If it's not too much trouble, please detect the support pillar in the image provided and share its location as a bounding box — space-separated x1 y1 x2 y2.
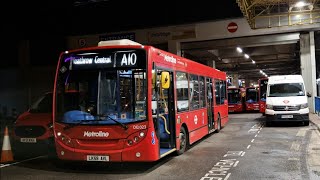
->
207 60 216 68
168 40 181 56
300 32 317 113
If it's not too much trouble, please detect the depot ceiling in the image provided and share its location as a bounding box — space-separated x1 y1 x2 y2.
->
236 0 320 29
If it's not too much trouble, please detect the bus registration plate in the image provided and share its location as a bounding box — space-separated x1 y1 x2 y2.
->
281 115 293 118
87 155 109 162
20 138 37 143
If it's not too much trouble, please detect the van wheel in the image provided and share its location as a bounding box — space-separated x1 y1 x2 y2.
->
176 126 188 155
216 115 221 133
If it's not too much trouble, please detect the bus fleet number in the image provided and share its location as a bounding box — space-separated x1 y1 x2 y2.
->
133 125 147 129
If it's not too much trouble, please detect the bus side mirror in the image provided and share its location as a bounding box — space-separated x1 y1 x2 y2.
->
161 71 170 89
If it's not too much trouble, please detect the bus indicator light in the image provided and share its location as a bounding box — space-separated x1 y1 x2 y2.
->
134 136 139 142
127 140 133 146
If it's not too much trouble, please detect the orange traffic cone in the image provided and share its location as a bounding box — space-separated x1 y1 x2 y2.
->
1 126 14 163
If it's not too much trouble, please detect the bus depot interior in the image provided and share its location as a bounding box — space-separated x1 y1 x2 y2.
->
179 31 320 114
182 33 302 87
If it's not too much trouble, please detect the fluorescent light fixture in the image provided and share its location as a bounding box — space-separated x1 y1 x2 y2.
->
295 1 305 8
244 54 250 59
236 47 243 53
252 60 255 64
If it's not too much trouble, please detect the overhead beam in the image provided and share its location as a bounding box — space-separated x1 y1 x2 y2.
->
181 33 300 50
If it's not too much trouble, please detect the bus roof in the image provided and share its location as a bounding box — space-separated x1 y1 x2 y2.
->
98 39 142 46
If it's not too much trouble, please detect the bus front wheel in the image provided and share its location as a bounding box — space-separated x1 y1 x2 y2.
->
176 126 188 155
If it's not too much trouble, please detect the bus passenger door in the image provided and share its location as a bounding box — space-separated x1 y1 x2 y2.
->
153 68 175 152
206 78 214 132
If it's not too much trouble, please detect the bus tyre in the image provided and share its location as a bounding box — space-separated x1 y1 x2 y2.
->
216 115 221 133
176 126 187 155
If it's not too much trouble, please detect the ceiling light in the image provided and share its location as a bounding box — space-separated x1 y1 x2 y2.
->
295 1 306 8
236 47 243 53
244 54 249 59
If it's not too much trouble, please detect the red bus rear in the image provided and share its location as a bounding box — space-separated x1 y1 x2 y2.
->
258 77 268 115
52 39 228 162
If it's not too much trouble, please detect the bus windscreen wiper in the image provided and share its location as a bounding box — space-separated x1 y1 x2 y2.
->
63 119 103 130
100 114 128 130
63 114 128 130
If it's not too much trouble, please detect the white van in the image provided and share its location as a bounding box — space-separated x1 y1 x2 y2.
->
265 75 310 126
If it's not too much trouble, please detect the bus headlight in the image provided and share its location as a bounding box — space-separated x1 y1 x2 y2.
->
266 104 273 109
300 103 308 109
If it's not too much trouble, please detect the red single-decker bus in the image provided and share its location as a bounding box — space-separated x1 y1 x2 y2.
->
52 39 228 162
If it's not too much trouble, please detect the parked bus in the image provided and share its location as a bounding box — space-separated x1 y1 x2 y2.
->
52 39 228 162
227 86 245 113
245 87 259 112
258 77 268 115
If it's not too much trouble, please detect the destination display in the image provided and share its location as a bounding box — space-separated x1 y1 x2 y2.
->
63 49 146 70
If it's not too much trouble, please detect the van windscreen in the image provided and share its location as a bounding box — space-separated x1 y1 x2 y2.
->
268 83 305 97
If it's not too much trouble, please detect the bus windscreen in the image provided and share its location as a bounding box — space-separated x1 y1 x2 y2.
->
227 89 241 104
56 49 147 125
246 88 258 102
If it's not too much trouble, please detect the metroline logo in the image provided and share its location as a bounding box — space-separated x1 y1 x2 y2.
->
83 131 109 137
